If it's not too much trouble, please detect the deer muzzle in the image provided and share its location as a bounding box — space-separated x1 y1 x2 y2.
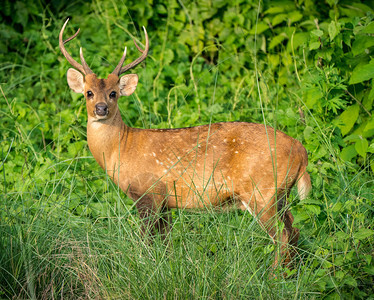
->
95 103 109 117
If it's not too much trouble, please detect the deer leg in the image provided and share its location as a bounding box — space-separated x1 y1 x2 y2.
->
276 191 299 268
240 193 280 263
281 209 299 267
130 175 171 238
156 207 172 239
135 194 160 237
241 190 295 269
134 191 172 240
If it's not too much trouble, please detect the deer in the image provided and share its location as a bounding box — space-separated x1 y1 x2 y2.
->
59 19 311 269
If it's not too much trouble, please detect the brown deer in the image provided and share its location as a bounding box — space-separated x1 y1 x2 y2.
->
59 19 311 268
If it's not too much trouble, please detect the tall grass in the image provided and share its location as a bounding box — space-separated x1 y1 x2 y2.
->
1 3 373 299
1 110 372 298
0 174 312 299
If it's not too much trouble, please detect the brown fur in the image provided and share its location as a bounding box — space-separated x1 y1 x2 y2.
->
63 48 311 270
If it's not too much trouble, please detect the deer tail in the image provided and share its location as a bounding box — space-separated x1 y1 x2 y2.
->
297 164 311 200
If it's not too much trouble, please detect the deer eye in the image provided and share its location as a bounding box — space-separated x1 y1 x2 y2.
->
109 91 117 99
87 90 93 98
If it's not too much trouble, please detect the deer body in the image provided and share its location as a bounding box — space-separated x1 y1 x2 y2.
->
59 19 311 268
88 118 307 210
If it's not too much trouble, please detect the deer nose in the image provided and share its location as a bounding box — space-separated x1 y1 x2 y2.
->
95 103 108 116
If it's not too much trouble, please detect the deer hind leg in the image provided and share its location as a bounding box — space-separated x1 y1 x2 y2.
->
281 209 299 267
276 191 300 268
240 189 297 269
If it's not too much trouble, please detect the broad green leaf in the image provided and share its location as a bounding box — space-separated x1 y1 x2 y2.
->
304 126 314 141
340 145 357 161
269 34 286 49
342 275 358 287
355 137 368 159
350 3 374 14
304 87 322 108
363 117 374 137
332 202 343 212
311 29 324 37
309 41 320 50
337 104 359 135
293 211 309 225
351 35 374 56
249 22 269 35
363 86 374 111
272 14 287 26
368 143 374 153
163 48 174 65
264 6 286 14
362 22 374 34
287 11 303 24
354 228 374 240
287 32 309 51
350 63 374 84
328 20 340 41
305 204 321 215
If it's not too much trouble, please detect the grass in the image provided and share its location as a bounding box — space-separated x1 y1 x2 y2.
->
0 185 302 299
1 2 374 298
1 139 372 299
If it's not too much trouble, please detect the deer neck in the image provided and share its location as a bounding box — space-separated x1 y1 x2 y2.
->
86 108 127 172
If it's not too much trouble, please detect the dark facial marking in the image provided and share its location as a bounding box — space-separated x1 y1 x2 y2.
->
99 79 106 90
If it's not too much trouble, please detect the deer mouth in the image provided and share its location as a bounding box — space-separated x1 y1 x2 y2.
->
94 109 109 120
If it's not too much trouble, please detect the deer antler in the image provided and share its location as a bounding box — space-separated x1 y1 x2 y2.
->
59 19 93 75
112 26 149 76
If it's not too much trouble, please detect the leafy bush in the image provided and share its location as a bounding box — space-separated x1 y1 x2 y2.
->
0 0 373 298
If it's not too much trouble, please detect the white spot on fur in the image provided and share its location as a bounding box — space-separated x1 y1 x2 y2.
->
152 152 156 157
224 139 227 143
232 139 236 142
235 151 238 154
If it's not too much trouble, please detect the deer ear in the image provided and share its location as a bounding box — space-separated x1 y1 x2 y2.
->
119 74 138 96
67 68 84 94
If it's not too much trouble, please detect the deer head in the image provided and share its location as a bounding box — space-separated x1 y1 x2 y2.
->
59 19 149 122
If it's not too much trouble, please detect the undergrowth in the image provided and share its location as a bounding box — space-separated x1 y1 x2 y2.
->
1 0 373 299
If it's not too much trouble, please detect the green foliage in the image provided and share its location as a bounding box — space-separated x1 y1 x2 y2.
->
1 0 373 298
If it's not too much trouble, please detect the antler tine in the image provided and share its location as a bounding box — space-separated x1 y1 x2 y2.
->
80 47 94 75
59 19 93 75
111 47 127 76
113 26 149 76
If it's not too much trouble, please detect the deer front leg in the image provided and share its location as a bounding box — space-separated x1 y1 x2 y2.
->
135 197 172 239
135 194 161 237
129 176 171 239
